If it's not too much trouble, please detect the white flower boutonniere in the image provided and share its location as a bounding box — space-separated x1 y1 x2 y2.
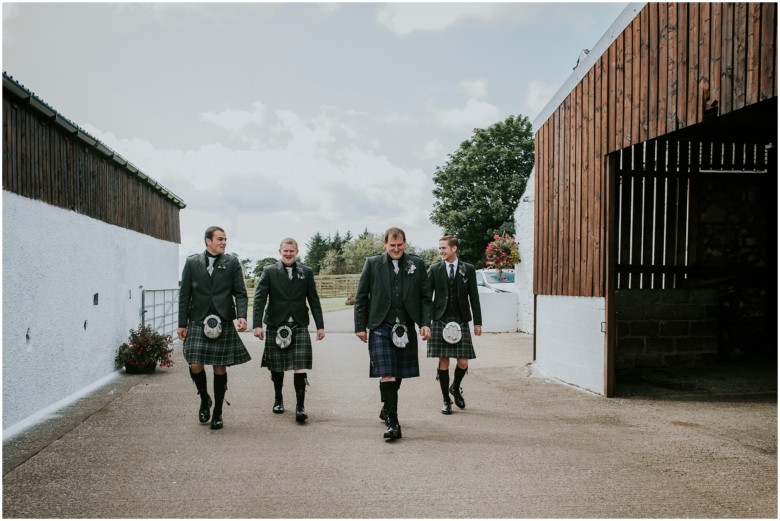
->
296 267 305 280
406 260 416 275
459 264 467 283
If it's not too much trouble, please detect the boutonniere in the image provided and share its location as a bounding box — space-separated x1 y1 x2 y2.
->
216 260 228 270
296 267 305 280
406 260 416 275
459 264 467 283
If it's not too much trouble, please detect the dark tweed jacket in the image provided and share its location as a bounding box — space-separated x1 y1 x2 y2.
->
178 252 247 327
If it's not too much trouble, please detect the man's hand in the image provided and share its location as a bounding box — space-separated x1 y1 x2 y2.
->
420 326 431 341
177 327 187 341
356 331 368 343
474 325 482 336
236 318 247 332
316 329 325 341
253 327 265 341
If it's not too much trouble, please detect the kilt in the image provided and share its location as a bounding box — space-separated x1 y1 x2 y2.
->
427 320 476 359
261 324 313 372
183 320 251 366
367 323 420 379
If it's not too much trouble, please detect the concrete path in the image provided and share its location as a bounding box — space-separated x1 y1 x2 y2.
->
3 308 776 518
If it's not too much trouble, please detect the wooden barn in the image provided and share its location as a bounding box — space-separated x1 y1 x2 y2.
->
531 2 777 395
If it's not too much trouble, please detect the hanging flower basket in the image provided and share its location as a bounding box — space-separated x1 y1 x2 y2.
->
485 234 520 275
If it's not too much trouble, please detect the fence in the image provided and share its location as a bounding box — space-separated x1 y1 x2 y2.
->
141 288 179 339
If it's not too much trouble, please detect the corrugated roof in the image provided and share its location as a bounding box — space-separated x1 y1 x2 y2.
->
2 71 186 209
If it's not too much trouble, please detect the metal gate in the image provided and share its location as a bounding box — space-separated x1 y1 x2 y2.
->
141 288 179 338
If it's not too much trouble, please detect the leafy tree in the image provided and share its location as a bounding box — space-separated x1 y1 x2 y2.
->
342 232 384 272
319 249 347 275
430 115 534 265
240 257 253 278
252 257 279 279
304 232 329 274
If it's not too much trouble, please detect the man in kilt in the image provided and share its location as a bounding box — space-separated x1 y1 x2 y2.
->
426 236 482 415
354 227 431 441
178 226 251 430
253 238 325 423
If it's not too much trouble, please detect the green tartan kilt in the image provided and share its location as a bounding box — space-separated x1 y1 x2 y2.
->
426 320 476 359
261 324 313 372
183 320 251 366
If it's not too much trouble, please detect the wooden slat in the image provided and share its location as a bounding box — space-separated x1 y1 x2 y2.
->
584 69 595 295
632 17 642 148
657 4 669 136
574 82 583 295
595 55 607 295
652 140 667 287
677 4 689 131
667 2 679 132
639 8 650 142
615 32 625 151
759 2 776 100
566 94 575 295
623 26 634 147
721 3 735 114
699 2 711 122
746 3 761 106
648 3 659 140
710 3 723 112
734 3 748 109
641 142 656 288
687 2 700 126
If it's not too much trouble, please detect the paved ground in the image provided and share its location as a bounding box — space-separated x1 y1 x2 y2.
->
3 308 777 518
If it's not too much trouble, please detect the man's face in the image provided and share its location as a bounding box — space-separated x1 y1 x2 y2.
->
384 234 407 260
280 243 298 266
206 230 227 256
439 240 457 263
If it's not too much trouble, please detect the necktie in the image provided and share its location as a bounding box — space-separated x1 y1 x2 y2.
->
392 259 399 274
449 263 455 280
207 256 216 276
286 266 293 280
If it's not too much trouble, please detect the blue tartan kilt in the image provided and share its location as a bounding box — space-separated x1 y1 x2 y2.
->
183 320 251 367
427 320 476 359
367 323 420 379
261 324 313 372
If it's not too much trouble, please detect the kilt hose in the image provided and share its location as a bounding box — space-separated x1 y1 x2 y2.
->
261 324 313 372
427 320 476 359
183 320 251 366
368 323 420 379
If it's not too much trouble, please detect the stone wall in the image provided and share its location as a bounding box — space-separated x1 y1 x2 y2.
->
615 289 718 370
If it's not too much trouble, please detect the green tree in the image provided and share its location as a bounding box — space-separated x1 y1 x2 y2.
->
319 249 347 275
240 257 252 278
252 257 279 279
430 114 534 265
342 232 384 272
304 232 329 274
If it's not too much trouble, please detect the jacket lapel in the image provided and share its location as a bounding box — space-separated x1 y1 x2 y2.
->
197 252 213 289
381 254 392 295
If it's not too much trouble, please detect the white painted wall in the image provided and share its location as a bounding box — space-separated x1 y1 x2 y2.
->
533 295 606 395
478 291 518 333
514 170 535 333
2 191 179 432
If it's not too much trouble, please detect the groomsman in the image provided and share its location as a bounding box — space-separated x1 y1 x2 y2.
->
426 236 482 414
354 227 431 441
253 238 325 423
178 226 251 430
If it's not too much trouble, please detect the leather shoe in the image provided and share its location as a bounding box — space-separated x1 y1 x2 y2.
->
379 407 390 426
383 423 402 441
272 398 285 414
449 385 465 409
210 415 223 430
199 396 213 424
441 401 452 415
295 405 308 423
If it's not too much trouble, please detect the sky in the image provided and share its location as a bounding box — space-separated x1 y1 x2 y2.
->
2 1 628 271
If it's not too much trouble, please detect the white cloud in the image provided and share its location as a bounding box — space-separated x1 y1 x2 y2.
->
435 98 501 131
460 79 487 99
376 3 502 35
200 102 266 133
421 140 444 161
524 80 558 121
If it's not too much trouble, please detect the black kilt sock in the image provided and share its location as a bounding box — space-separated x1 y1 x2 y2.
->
396 378 403 391
213 373 228 418
294 373 307 408
380 381 398 424
453 366 467 389
437 369 450 401
271 371 284 401
189 367 210 403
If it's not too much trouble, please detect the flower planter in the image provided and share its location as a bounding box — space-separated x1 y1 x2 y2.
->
124 363 157 374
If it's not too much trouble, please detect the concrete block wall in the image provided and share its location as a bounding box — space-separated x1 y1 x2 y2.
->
615 288 718 369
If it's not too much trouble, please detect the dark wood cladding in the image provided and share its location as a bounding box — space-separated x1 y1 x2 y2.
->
534 2 777 297
3 89 182 243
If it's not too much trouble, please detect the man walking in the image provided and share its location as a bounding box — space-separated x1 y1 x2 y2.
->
426 236 482 414
178 226 251 430
354 227 431 441
253 238 325 423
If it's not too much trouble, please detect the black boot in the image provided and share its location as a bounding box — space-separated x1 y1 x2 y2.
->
294 373 308 423
450 366 467 409
379 381 389 425
271 371 285 413
380 381 402 441
189 367 212 424
211 373 228 430
437 369 452 415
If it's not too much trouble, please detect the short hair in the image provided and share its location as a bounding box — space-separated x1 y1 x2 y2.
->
279 237 299 250
204 226 225 243
439 235 459 249
384 227 406 242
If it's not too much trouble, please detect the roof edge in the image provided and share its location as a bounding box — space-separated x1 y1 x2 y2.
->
532 2 646 132
2 72 186 209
